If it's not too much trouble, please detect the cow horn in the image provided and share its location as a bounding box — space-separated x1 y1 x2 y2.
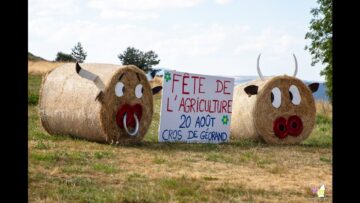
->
76 63 105 91
257 54 265 81
293 54 298 77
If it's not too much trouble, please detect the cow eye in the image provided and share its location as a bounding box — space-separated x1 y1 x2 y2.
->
115 82 125 97
271 87 281 108
135 84 143 98
289 85 301 105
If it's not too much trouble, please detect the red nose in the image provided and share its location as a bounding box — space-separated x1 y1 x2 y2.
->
273 116 303 139
273 117 288 139
286 115 303 137
116 104 142 129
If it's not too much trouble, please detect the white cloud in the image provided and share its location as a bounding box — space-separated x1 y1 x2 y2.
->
227 27 317 78
214 0 232 5
88 0 204 11
87 0 204 19
98 10 159 20
29 0 80 17
28 0 325 81
153 24 229 57
29 18 250 65
29 0 204 21
233 27 300 56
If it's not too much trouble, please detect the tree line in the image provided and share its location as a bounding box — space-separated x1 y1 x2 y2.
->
55 43 160 77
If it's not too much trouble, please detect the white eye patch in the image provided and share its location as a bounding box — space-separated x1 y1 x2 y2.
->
271 87 281 108
289 85 301 105
135 84 143 98
115 82 125 97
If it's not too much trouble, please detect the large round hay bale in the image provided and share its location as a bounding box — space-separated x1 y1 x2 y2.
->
39 63 161 144
230 75 318 144
149 76 163 88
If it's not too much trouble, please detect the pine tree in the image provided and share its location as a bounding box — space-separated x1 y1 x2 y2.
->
71 42 87 63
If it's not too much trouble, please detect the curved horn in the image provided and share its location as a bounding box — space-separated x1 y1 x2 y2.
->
76 63 105 91
293 54 298 77
257 54 265 81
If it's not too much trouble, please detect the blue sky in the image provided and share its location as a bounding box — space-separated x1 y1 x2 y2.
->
29 0 324 81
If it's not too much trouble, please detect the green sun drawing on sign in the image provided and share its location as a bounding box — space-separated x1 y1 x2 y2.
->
164 72 171 82
221 115 229 125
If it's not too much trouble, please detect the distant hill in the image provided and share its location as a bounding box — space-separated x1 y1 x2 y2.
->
28 52 46 61
28 52 65 75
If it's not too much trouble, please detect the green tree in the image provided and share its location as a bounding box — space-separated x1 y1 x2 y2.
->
118 47 160 73
71 42 87 63
305 0 332 102
55 52 76 62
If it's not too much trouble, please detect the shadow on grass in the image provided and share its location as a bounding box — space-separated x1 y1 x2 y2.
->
125 139 331 152
38 132 270 152
300 140 332 148
34 131 331 152
113 138 269 152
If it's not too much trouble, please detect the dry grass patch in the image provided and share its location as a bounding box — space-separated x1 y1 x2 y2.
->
28 60 65 75
316 100 332 118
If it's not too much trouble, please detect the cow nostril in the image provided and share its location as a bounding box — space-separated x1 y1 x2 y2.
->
279 124 285 131
273 117 288 139
286 115 303 137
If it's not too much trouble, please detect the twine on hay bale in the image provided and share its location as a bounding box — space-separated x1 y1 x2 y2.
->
230 75 317 144
39 63 162 144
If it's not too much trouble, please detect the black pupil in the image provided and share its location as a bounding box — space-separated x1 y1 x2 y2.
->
289 91 293 101
279 124 285 131
271 92 274 103
141 87 144 93
292 122 297 128
122 86 125 93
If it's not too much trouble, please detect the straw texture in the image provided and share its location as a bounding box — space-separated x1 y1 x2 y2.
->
230 75 316 144
39 63 154 144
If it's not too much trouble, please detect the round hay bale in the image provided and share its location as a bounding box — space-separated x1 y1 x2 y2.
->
149 76 163 88
39 63 161 144
149 76 163 96
230 75 318 144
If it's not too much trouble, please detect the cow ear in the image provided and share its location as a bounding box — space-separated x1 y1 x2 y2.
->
152 86 162 95
76 62 81 73
308 83 319 93
244 85 258 97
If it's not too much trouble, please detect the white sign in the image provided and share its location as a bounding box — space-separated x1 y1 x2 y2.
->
158 70 234 143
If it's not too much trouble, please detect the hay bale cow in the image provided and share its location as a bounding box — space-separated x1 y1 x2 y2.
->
149 76 163 89
39 63 162 144
230 54 319 144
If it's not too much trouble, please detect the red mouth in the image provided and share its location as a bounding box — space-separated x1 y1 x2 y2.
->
116 104 142 129
273 115 303 139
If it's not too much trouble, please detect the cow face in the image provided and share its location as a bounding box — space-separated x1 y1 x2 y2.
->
76 63 162 143
244 75 319 144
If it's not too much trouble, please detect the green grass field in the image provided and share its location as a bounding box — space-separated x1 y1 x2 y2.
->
28 74 332 202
